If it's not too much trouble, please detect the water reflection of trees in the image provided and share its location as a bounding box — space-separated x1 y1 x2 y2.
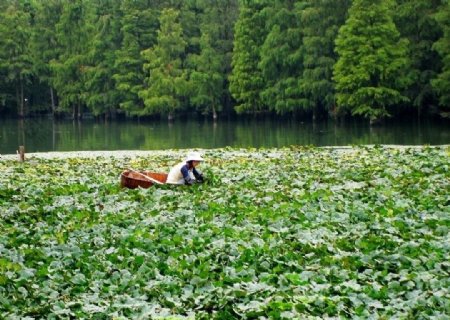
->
53 120 239 151
0 118 448 153
1 118 54 153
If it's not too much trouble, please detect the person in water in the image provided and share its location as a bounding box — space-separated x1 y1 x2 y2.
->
166 152 205 185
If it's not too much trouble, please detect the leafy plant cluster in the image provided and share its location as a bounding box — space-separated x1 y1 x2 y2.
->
0 146 449 318
0 0 449 122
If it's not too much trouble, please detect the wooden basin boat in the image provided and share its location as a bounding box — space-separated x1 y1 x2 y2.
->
120 170 168 189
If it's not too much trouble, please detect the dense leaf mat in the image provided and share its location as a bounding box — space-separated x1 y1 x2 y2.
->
0 147 449 319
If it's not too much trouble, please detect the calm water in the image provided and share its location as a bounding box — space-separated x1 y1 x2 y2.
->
0 117 449 154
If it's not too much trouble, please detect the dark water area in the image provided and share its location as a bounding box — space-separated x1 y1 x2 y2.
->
0 117 449 154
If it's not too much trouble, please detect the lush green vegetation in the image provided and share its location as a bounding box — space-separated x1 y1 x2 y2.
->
0 147 448 318
0 0 449 122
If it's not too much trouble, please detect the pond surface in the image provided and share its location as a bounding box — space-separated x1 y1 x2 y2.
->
0 117 449 154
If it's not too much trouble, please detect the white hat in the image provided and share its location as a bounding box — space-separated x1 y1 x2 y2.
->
185 152 204 162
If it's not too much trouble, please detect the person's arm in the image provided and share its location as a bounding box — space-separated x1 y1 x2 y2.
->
193 168 204 183
181 165 195 185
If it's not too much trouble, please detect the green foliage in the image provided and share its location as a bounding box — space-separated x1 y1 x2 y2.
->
229 2 267 114
83 0 122 117
334 0 411 123
113 0 158 116
0 0 448 121
0 1 34 116
186 0 237 118
259 2 305 114
432 1 450 111
299 0 351 118
0 146 449 318
188 31 224 118
395 0 442 113
139 8 188 118
30 0 63 113
50 0 92 117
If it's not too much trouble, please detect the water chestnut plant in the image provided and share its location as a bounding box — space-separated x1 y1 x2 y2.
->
0 146 448 318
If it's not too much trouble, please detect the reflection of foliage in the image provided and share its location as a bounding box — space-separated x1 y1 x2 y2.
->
1 119 450 154
0 147 448 318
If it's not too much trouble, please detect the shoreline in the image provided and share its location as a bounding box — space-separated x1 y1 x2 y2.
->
0 145 448 161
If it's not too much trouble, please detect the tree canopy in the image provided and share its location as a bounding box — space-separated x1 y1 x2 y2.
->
333 0 411 124
0 0 448 123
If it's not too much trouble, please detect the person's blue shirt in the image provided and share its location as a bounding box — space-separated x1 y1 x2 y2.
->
180 164 203 185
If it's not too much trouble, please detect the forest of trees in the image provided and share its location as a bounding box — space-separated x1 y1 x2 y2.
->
0 0 449 124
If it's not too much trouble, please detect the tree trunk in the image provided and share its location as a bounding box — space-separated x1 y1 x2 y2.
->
18 119 25 146
109 107 117 120
20 78 25 117
17 81 25 118
212 104 218 121
52 120 56 150
369 117 382 126
224 94 232 120
16 86 22 117
332 104 338 121
168 112 174 121
50 87 56 115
